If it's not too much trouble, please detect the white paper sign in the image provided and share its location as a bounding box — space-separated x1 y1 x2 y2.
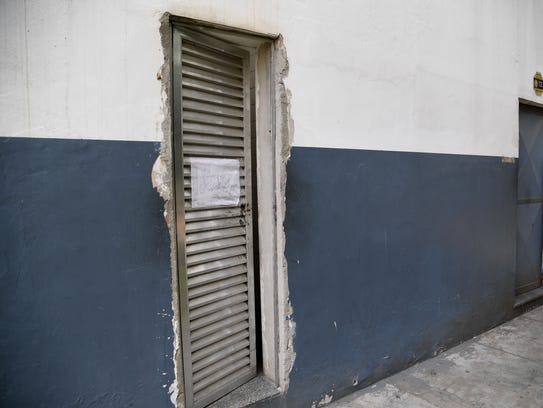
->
190 157 241 208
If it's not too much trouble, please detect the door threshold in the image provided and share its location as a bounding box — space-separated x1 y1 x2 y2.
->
208 376 280 408
514 286 543 308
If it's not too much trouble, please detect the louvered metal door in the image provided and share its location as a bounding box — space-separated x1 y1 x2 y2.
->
172 28 257 408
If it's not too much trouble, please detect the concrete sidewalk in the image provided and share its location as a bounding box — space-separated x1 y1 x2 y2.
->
328 306 543 408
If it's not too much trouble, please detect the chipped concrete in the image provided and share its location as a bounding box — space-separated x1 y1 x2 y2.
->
312 393 334 408
273 35 296 393
152 15 295 407
153 13 184 408
152 156 171 202
328 306 543 408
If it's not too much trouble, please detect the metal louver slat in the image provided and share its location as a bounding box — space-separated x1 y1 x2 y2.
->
187 265 247 288
181 54 243 79
183 99 243 118
186 246 247 267
173 27 257 408
182 66 243 89
182 144 245 158
182 88 244 109
185 217 245 233
187 236 247 256
185 227 246 244
192 348 250 383
191 330 250 362
182 122 244 137
182 110 244 128
182 41 243 68
187 256 247 278
193 358 251 394
184 200 248 213
190 321 250 352
187 274 248 299
189 302 249 331
182 77 243 99
192 338 250 371
193 366 253 405
188 284 248 310
184 207 243 221
189 293 248 321
183 134 245 148
190 312 249 342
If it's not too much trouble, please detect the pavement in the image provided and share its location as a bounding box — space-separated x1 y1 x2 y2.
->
328 306 543 408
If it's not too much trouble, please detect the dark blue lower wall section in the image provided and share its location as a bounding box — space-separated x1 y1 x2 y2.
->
283 146 517 407
0 137 174 408
0 140 519 408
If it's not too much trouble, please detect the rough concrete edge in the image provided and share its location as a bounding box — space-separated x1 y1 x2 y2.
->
151 12 184 408
151 18 296 406
311 393 333 408
274 35 296 394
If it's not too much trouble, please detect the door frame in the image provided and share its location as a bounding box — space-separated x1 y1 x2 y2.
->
165 15 294 405
515 100 543 301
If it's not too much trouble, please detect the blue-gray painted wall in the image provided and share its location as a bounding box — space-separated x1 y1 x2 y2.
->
1 138 520 408
0 137 174 408
281 147 517 406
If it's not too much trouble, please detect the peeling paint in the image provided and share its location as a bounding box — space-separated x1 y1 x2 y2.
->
168 301 180 407
311 393 333 408
152 155 171 202
501 156 516 164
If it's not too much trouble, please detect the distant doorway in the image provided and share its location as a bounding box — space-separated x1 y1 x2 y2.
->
515 104 543 295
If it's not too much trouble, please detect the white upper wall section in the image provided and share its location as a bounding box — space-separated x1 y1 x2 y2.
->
518 1 543 104
0 0 542 157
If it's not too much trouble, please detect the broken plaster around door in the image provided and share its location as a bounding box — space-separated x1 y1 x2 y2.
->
151 13 296 408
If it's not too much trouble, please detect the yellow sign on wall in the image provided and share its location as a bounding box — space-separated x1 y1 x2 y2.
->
535 72 543 96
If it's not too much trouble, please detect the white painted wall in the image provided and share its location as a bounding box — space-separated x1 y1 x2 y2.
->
518 0 543 104
1 0 542 157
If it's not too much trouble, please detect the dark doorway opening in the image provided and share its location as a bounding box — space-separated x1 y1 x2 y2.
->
515 103 543 296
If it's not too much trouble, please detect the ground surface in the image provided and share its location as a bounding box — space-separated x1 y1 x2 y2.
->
328 306 543 408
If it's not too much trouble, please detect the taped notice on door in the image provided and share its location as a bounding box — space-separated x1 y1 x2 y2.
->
190 157 241 208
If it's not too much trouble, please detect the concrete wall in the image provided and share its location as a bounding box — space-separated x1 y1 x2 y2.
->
1 1 543 407
282 147 517 406
0 138 174 407
2 0 542 153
